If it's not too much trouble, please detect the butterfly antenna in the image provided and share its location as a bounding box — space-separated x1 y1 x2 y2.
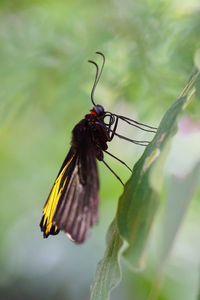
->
88 59 99 106
95 51 105 85
88 52 106 107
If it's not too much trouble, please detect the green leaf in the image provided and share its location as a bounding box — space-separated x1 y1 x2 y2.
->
160 162 200 266
194 49 200 72
90 221 123 300
148 162 200 300
117 70 199 269
90 70 200 300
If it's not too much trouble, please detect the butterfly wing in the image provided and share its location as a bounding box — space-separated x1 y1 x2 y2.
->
40 132 99 243
40 149 76 238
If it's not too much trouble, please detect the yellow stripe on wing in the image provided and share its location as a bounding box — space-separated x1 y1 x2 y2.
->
42 155 74 236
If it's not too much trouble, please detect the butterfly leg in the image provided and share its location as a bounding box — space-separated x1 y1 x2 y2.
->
104 150 132 172
102 159 124 186
108 115 118 141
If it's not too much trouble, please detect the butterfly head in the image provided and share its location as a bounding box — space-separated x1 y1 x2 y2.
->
90 105 104 116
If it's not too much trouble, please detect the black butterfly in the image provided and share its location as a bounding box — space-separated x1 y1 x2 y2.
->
40 52 156 243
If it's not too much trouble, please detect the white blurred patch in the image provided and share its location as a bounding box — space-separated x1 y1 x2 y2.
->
165 117 200 177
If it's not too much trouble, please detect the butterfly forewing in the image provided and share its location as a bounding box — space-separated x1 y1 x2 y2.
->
40 122 100 243
40 151 76 238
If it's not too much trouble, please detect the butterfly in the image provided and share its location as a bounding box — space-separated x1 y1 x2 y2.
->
40 52 156 243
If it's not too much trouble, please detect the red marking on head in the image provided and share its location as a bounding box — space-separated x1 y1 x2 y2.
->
90 110 96 115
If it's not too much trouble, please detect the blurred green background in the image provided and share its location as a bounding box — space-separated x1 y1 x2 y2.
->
0 0 200 299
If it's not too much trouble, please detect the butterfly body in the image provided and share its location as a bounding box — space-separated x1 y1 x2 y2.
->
40 106 111 243
72 109 109 161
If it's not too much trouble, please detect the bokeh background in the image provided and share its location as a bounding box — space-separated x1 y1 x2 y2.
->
0 1 200 299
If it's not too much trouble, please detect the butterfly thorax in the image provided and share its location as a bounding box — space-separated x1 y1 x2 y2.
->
71 112 109 161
